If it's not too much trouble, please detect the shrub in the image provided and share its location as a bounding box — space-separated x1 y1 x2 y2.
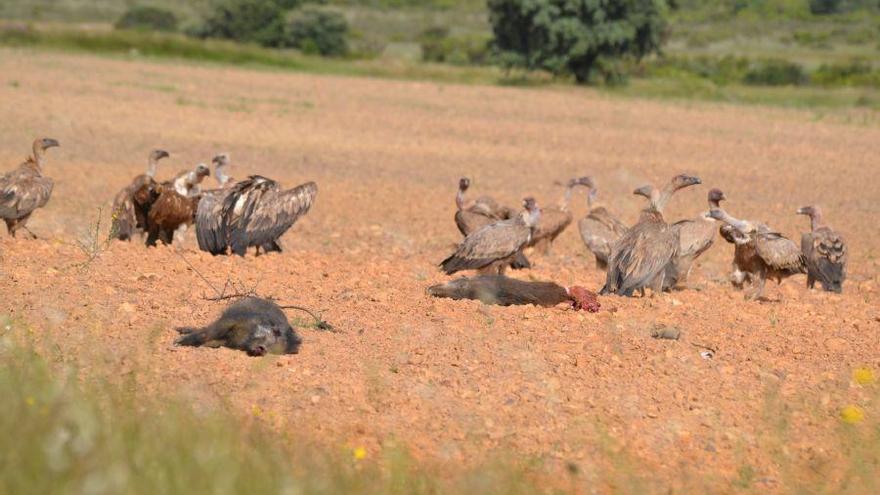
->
743 58 807 86
283 7 349 56
487 0 667 84
813 60 880 87
115 6 178 32
810 0 846 14
195 0 285 47
419 27 490 66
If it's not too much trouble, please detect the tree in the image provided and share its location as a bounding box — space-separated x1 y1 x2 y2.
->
487 0 668 84
195 0 286 47
283 7 349 57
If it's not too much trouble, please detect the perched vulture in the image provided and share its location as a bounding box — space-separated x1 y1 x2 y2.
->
110 149 169 241
195 154 236 254
0 138 60 238
454 177 530 269
663 188 726 289
709 207 806 300
601 174 702 296
440 197 540 275
146 164 210 246
427 275 600 311
576 177 629 270
796 205 847 293
219 175 318 256
528 179 579 253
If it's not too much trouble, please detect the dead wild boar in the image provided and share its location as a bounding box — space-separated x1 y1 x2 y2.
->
175 297 302 356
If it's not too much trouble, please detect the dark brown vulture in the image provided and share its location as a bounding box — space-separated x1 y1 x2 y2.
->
146 164 210 246
454 177 530 269
195 153 236 255
663 188 726 289
0 138 60 238
528 179 579 254
796 205 847 293
709 207 806 300
600 174 702 297
218 175 318 256
440 197 540 275
576 177 629 270
110 149 169 241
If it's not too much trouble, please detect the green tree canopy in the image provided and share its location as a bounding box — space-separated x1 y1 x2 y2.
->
487 0 668 83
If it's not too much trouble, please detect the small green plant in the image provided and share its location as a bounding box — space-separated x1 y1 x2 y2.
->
115 6 179 32
744 58 808 86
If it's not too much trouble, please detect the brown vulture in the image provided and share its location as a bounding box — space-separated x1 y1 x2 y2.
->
0 137 60 238
454 177 530 269
600 174 702 297
528 178 579 254
709 207 806 300
576 177 629 270
110 149 169 241
195 153 236 255
146 164 210 246
217 175 318 256
440 197 540 275
662 188 726 290
796 205 847 293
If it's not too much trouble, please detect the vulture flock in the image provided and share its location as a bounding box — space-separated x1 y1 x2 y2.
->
438 174 848 302
0 137 852 335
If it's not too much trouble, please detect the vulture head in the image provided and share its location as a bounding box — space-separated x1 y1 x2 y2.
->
194 164 211 181
796 205 821 219
708 208 756 241
212 154 232 185
633 184 657 204
150 149 170 162
708 188 726 208
576 176 595 189
670 174 702 191
522 197 541 227
212 153 230 167
36 137 60 151
458 177 471 191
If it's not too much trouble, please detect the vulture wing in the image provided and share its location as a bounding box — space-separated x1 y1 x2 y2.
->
530 207 573 246
0 167 53 220
110 188 137 240
756 231 806 274
604 215 677 295
672 218 716 259
228 181 317 256
809 227 847 290
455 209 496 236
196 188 233 254
579 208 628 263
440 219 530 275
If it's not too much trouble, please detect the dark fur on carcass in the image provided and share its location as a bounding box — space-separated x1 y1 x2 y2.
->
427 275 600 312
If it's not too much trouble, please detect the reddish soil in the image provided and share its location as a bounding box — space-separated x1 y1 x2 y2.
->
1 49 879 490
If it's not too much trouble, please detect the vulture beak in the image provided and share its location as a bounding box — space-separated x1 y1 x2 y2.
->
157 150 170 159
684 175 702 186
42 138 60 149
796 207 808 215
633 185 652 197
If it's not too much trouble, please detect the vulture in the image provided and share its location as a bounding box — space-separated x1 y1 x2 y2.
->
440 197 540 275
219 175 318 256
110 149 169 241
600 174 702 296
662 188 726 289
427 275 600 311
454 177 516 234
709 207 806 300
145 164 210 246
195 154 236 255
528 179 579 254
0 137 60 238
576 177 629 270
796 205 847 293
454 177 530 269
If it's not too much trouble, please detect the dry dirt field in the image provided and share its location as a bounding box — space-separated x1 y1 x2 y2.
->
1 48 879 491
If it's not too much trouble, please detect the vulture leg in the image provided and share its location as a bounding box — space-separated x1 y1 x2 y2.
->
159 228 174 246
146 226 160 247
649 272 665 297
510 250 530 270
4 218 15 237
806 273 816 290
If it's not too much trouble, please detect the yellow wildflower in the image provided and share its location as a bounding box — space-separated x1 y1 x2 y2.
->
352 447 367 461
840 405 865 424
25 396 35 407
853 368 875 386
